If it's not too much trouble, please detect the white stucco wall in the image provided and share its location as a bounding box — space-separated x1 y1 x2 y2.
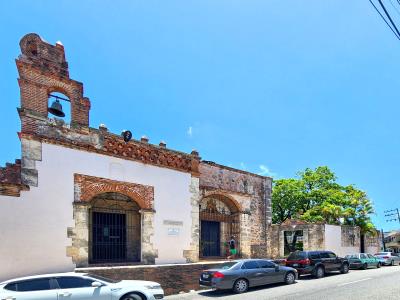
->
324 224 359 257
0 143 193 281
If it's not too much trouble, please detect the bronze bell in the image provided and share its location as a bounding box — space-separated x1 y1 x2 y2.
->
48 99 65 117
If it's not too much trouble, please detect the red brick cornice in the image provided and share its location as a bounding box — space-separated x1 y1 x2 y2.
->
20 131 200 176
74 174 154 210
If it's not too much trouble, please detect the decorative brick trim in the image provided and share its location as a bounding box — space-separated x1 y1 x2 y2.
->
201 190 243 213
19 131 200 176
74 174 154 210
103 135 199 175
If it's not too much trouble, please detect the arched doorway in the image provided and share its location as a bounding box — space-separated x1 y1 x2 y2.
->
199 194 241 258
88 192 141 264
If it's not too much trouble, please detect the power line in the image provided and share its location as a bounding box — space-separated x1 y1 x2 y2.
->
368 0 400 40
378 0 400 37
384 208 400 224
389 0 400 17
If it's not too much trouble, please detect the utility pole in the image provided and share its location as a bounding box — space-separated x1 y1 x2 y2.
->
382 208 400 252
381 228 386 251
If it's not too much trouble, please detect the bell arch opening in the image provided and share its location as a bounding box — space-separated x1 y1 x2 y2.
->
199 194 241 258
88 192 141 264
47 91 71 123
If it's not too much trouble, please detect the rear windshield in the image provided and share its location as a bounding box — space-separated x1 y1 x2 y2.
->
287 251 307 260
216 262 238 270
346 254 359 259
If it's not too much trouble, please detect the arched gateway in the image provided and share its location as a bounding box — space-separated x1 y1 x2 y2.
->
199 194 241 258
89 192 141 264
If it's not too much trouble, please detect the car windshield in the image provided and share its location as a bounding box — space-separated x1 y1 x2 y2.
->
216 262 239 270
84 274 120 283
287 251 307 260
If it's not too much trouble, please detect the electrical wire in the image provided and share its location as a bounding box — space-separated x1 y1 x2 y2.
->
378 0 400 37
368 0 400 40
389 0 400 17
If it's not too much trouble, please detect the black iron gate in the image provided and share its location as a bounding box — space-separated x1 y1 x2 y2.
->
201 221 221 257
91 211 127 263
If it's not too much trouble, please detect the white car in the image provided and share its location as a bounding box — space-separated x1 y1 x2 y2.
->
374 252 400 266
0 272 164 300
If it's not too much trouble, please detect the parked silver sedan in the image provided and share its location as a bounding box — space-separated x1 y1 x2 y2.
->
374 252 400 266
199 259 297 294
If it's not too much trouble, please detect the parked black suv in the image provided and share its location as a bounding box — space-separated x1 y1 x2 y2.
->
285 250 349 278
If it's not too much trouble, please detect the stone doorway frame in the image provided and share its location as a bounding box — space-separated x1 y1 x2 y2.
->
67 174 157 267
199 192 243 259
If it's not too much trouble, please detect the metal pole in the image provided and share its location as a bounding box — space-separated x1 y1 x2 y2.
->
381 229 386 252
396 208 400 224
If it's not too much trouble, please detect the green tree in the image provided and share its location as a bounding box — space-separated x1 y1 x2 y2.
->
271 166 375 233
272 178 304 224
341 185 375 234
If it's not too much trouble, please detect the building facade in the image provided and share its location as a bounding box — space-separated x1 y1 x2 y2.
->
0 33 272 281
384 230 400 253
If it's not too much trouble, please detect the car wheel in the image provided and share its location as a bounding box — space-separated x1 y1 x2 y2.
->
362 263 368 270
233 278 249 293
377 262 381 268
314 266 325 279
285 272 296 285
341 263 349 274
121 293 145 300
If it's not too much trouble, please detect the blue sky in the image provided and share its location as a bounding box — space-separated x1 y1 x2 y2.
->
1 1 399 231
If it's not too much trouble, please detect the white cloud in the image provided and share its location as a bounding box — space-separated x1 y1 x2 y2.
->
187 126 193 137
258 164 277 177
240 162 247 170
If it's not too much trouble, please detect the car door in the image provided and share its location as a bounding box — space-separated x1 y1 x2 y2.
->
319 252 334 271
360 253 368 267
241 261 264 287
1 277 58 300
327 252 341 270
55 276 110 300
367 254 377 266
257 260 283 284
392 253 400 263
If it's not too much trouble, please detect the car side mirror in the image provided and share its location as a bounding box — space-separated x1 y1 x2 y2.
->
92 281 102 288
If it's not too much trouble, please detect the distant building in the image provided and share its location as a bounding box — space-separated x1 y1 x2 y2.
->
0 33 272 281
384 230 400 253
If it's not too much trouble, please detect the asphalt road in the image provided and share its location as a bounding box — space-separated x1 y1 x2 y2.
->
166 265 400 300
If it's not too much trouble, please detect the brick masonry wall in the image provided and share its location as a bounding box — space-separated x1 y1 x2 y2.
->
77 262 223 296
199 162 272 258
0 159 29 197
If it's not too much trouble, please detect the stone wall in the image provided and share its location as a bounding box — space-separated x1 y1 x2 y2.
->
199 161 272 258
270 222 325 258
364 231 382 254
270 223 384 258
77 262 225 296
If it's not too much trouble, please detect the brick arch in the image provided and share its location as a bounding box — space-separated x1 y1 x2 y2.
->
74 174 154 210
47 86 73 102
201 190 243 213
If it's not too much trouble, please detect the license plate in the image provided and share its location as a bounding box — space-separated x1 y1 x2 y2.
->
292 264 299 267
203 274 209 279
